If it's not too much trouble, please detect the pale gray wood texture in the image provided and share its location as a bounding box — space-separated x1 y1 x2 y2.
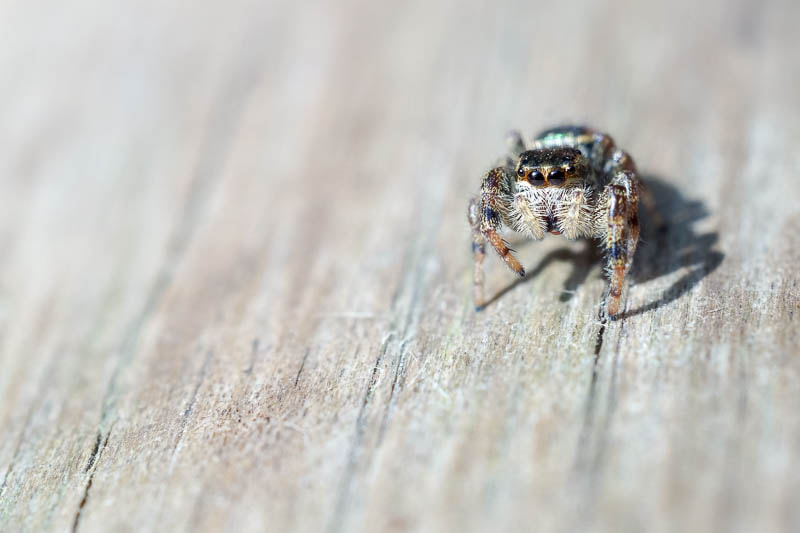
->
1 0 799 531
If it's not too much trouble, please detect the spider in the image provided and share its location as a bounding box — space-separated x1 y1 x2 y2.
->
468 125 643 318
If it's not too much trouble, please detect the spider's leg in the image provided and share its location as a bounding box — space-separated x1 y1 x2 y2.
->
505 130 527 155
468 198 487 309
479 168 524 275
495 132 526 168
601 170 640 317
468 167 523 309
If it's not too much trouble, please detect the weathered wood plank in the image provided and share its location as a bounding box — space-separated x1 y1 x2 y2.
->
1 0 799 531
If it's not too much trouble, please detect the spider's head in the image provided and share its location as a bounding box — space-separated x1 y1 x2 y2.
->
514 147 588 187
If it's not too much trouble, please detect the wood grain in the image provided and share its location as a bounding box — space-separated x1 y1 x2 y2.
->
1 0 799 531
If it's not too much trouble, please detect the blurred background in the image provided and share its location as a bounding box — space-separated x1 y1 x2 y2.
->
1 0 799 531
1 0 796 277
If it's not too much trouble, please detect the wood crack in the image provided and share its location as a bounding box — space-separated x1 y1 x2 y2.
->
83 432 102 473
328 336 393 533
71 428 112 533
294 347 310 387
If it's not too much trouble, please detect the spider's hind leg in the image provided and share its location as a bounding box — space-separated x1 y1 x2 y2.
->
601 170 640 318
505 130 527 156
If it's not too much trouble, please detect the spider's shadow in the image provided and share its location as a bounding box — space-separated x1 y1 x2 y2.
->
483 175 724 318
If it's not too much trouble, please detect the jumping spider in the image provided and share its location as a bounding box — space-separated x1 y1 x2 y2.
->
468 125 643 318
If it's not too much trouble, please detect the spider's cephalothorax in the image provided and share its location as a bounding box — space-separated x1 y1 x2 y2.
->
468 125 641 318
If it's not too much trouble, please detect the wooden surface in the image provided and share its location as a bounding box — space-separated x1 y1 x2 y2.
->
1 0 799 531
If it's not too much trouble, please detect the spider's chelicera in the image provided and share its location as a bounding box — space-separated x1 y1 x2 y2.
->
468 125 642 318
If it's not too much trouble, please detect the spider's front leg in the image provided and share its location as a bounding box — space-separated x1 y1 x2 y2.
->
468 167 524 309
601 170 640 318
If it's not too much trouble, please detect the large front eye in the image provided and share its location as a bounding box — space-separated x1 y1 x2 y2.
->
548 168 566 185
529 170 545 185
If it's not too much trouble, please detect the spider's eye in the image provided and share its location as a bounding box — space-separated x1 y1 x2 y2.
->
529 170 546 185
565 164 575 174
517 167 526 177
548 168 566 185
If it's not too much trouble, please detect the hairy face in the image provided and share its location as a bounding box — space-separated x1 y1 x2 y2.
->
514 147 588 187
